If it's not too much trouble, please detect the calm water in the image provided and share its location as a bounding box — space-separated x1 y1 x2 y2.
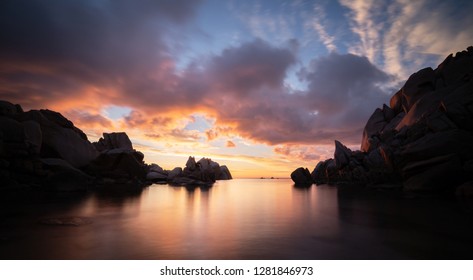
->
1 179 473 259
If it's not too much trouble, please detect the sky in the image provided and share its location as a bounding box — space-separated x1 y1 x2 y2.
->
1 0 472 178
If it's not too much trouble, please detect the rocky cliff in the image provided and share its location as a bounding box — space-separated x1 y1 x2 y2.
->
0 102 232 191
292 46 473 195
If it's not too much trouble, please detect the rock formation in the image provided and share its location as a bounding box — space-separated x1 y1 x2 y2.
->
85 132 147 185
0 101 234 192
291 167 313 186
93 132 133 152
0 102 235 192
0 104 186 192
145 156 233 187
292 46 473 194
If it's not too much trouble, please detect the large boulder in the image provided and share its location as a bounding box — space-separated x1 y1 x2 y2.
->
23 120 42 155
148 163 165 173
390 67 435 115
84 149 146 181
93 132 133 152
401 154 464 192
146 163 168 182
398 130 473 166
185 156 197 170
0 100 23 116
170 157 233 186
40 158 92 191
167 167 183 180
146 171 168 182
437 48 473 86
361 108 388 152
291 167 313 186
401 67 436 112
18 110 98 168
334 140 351 169
394 90 443 131
182 157 216 182
0 116 29 157
219 165 232 180
0 116 42 157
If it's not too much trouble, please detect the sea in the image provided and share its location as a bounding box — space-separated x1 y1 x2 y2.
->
1 178 473 259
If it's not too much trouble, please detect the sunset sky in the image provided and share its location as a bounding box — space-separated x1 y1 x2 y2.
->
1 0 472 178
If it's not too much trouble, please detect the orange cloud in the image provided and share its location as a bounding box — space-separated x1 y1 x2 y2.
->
273 144 327 162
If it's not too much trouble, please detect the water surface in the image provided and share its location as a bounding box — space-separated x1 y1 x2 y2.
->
1 179 473 259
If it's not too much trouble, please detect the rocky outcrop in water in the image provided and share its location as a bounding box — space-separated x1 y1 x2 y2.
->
0 105 144 191
292 46 473 194
0 102 234 191
145 156 233 187
291 167 313 187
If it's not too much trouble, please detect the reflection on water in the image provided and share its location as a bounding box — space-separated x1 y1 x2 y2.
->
1 179 473 259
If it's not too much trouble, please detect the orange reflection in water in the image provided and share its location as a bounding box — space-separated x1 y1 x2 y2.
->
105 179 342 259
0 179 343 259
3 179 473 259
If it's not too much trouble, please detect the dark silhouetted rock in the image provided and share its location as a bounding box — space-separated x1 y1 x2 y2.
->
19 110 98 168
334 140 351 168
291 167 313 186
93 132 133 152
389 90 404 115
0 101 171 192
402 67 435 112
168 167 183 180
85 149 147 181
219 165 232 180
296 46 473 193
146 171 168 182
146 163 168 182
40 158 92 191
0 100 23 116
361 108 387 152
401 154 463 192
23 120 42 155
0 116 29 157
186 156 197 170
148 163 165 173
168 157 233 186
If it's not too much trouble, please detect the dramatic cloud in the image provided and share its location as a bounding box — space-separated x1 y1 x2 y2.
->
208 39 296 94
65 110 113 128
207 51 392 146
1 0 471 176
303 53 392 126
0 2 393 146
0 0 200 109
